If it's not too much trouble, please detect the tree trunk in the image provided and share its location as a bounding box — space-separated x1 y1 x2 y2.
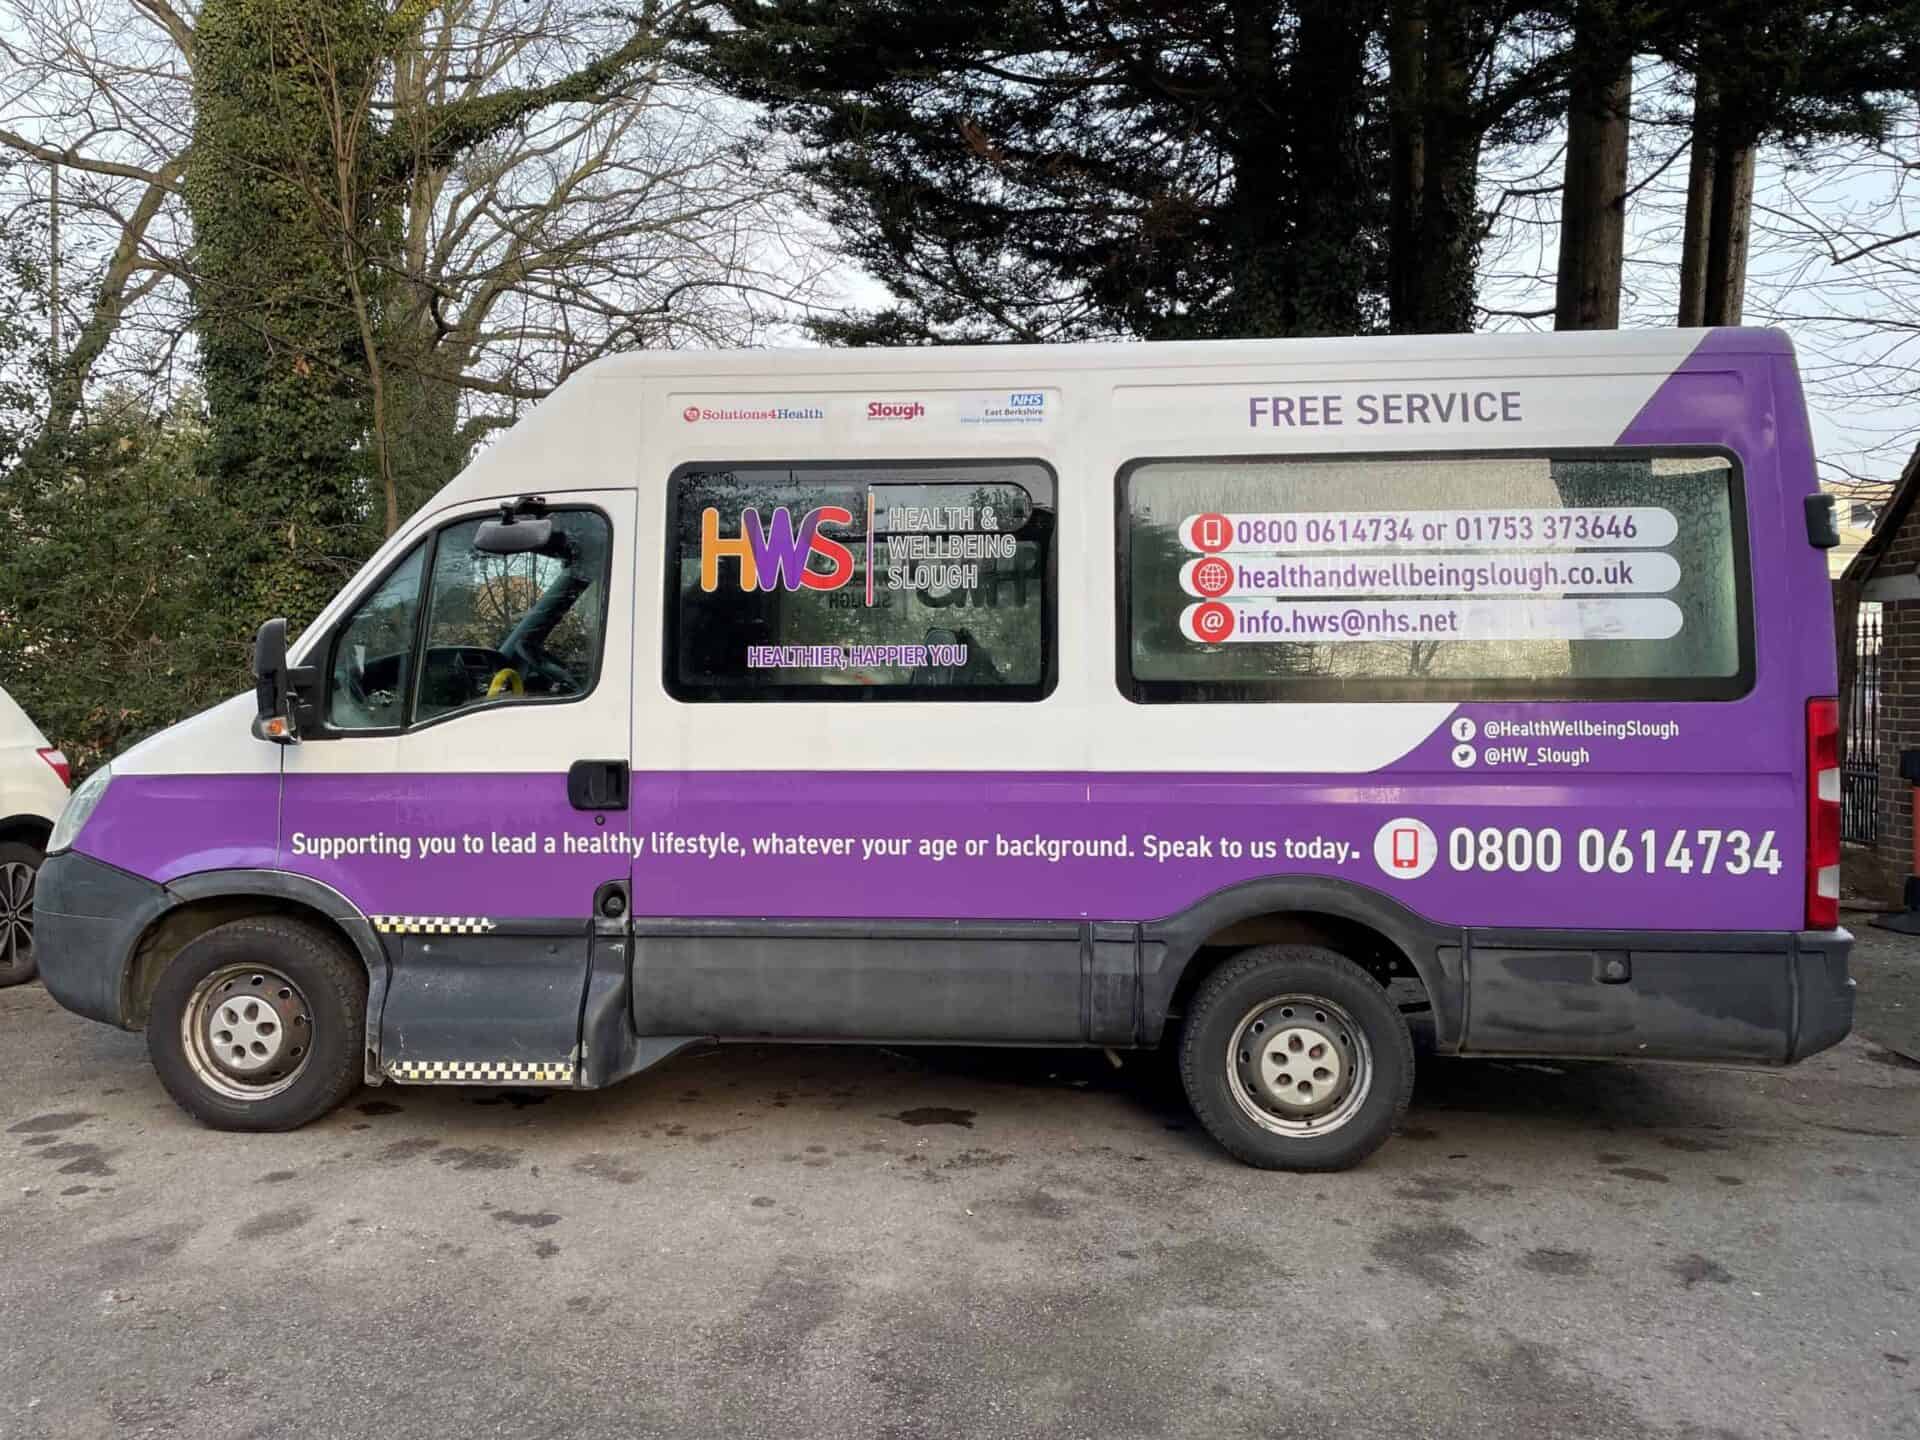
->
1554 45 1631 330
1406 4 1479 334
1677 78 1716 326
1285 0 1371 336
1702 139 1754 324
1387 0 1427 334
19 161 182 475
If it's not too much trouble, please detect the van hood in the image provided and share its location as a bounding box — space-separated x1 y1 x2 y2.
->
113 693 281 778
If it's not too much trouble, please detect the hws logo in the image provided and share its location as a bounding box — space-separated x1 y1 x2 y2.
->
700 507 855 593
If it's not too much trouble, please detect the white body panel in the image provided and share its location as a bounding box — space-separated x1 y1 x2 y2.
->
196 330 1714 778
0 685 68 825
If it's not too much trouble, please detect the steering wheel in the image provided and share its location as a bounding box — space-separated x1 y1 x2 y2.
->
486 667 525 699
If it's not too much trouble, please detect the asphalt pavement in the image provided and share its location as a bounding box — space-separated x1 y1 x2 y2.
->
3 937 1917 1440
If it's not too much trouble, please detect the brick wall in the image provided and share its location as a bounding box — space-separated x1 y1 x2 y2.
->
1872 513 1920 873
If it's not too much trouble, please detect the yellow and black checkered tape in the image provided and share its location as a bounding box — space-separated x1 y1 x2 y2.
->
368 915 497 936
386 1058 575 1085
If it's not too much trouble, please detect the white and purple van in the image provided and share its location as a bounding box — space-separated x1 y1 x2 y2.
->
33 327 1853 1170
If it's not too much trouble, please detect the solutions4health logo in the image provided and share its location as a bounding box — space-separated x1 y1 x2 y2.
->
680 403 825 423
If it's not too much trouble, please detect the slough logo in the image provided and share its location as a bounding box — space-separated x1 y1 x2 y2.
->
867 400 926 421
701 507 854 593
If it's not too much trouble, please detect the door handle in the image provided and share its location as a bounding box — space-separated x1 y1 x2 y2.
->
568 758 630 811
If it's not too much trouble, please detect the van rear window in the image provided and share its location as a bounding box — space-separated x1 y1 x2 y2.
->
666 459 1055 702
1119 450 1751 703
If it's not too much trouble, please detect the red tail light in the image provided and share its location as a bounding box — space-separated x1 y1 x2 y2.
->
1807 698 1840 929
37 747 71 787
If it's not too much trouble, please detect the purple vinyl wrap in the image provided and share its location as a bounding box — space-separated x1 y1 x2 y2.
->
75 331 1829 933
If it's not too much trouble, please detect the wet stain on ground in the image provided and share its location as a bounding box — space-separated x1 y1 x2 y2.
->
941 1149 1015 1171
61 1185 92 1197
1659 1135 1727 1153
236 1206 313 1241
8 1111 96 1134
492 1210 561 1229
566 1296 610 1317
571 1153 642 1185
1671 1253 1734 1287
1395 1174 1515 1204
41 1142 113 1177
1398 1126 1440 1141
356 1100 404 1117
1830 1163 1867 1178
1714 1175 1746 1187
376 1137 441 1164
1522 1247 1595 1278
893 1107 976 1128
430 1145 519 1173
258 1170 298 1184
1003 1188 1072 1220
86 1223 198 1272
533 1239 560 1260
750 1196 776 1208
470 1091 551 1109
1595 1152 1629 1165
21 1135 56 1147
1821 1124 1905 1139
1609 1167 1670 1184
1371 1222 1483 1289
1865 1046 1920 1071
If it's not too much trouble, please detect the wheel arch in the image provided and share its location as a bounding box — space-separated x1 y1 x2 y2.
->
0 813 54 850
1140 875 1465 1051
129 870 390 1082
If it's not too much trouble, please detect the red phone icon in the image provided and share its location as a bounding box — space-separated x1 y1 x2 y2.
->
1192 512 1231 554
1392 827 1420 870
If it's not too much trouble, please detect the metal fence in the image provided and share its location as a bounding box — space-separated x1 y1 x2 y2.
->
1843 604 1881 846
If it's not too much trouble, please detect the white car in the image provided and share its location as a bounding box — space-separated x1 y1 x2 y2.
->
0 685 68 986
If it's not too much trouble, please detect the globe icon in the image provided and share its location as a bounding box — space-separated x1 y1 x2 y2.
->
1193 557 1233 597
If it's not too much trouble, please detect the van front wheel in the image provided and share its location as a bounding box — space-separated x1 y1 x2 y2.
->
147 917 365 1131
1179 945 1414 1171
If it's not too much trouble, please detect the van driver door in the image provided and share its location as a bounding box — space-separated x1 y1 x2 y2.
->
277 491 636 1086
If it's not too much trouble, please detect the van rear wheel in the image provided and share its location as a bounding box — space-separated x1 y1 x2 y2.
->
1179 944 1414 1171
147 917 365 1131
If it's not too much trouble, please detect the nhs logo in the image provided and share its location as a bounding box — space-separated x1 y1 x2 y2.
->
960 389 1051 425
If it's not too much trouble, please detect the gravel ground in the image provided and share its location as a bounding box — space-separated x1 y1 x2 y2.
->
2 936 1917 1440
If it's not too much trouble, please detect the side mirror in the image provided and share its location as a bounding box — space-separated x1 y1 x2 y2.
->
475 516 553 554
252 617 296 743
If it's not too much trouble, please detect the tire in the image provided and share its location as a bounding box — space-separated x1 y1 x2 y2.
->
146 916 365 1131
0 839 45 988
1178 944 1414 1172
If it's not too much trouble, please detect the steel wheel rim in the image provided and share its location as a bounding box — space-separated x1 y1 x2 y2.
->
1225 993 1373 1138
0 861 34 974
181 965 314 1102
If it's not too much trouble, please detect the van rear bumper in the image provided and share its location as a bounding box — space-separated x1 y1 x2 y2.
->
31 850 168 1029
1455 927 1854 1065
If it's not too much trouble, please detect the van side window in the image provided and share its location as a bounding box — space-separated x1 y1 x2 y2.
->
666 460 1055 702
1119 451 1752 703
413 511 612 723
327 543 426 730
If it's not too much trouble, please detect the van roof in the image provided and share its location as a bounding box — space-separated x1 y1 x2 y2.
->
574 326 1790 382
414 325 1792 530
